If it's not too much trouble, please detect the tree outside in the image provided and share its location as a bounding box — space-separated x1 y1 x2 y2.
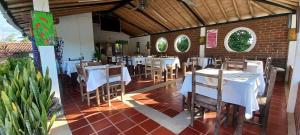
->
176 36 189 52
157 38 167 52
228 30 253 52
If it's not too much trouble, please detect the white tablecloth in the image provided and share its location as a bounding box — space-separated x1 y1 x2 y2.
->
157 57 181 69
180 68 265 119
187 57 209 68
246 60 265 95
62 60 80 77
131 56 146 67
84 65 131 92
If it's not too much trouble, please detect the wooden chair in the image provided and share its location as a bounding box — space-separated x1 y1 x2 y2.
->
223 61 247 71
103 64 125 106
253 66 277 135
214 57 222 68
166 64 178 79
87 61 102 66
76 64 101 106
264 57 272 80
152 58 163 82
144 57 153 79
190 63 226 134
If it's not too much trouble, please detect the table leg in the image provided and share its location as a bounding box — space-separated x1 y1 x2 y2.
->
164 69 167 82
234 106 245 135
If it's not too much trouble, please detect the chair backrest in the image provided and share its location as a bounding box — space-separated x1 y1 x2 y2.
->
192 62 223 102
106 64 124 83
76 64 87 80
214 57 222 65
153 58 163 68
87 61 102 66
223 61 247 71
263 66 277 128
190 57 198 65
145 57 153 67
264 57 272 79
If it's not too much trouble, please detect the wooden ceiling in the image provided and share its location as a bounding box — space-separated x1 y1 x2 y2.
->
1 0 298 37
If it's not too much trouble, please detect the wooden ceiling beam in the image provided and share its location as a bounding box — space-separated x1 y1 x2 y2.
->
216 0 228 21
248 0 255 17
254 0 296 11
273 0 298 6
106 0 132 12
200 0 217 23
180 0 206 25
232 0 241 19
116 15 151 34
127 3 170 31
251 1 274 15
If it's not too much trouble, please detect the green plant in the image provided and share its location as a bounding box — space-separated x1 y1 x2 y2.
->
0 58 56 135
93 50 102 61
176 36 189 52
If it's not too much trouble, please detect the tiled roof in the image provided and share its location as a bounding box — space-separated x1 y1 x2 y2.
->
0 42 32 54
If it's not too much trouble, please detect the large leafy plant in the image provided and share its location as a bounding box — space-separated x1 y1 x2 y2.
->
0 58 56 135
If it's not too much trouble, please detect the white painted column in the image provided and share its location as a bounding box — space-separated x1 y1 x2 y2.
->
200 27 206 57
286 14 297 82
33 0 61 101
287 6 300 112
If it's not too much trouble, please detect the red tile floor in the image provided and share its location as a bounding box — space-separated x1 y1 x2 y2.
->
61 74 288 135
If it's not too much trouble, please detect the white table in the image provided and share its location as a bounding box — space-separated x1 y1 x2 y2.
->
62 60 80 77
246 60 265 95
187 57 210 68
83 65 132 92
131 56 146 67
180 68 265 119
156 57 181 69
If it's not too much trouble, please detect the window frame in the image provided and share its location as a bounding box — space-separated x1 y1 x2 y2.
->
224 27 257 52
155 37 168 52
174 34 191 53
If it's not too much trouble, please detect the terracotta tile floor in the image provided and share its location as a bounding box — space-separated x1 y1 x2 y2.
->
61 74 288 135
131 84 184 118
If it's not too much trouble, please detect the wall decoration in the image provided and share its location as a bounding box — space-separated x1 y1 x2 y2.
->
199 37 206 45
206 29 218 48
32 11 55 46
288 28 297 41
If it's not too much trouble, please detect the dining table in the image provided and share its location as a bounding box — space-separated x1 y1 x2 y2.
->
82 65 132 92
62 60 81 77
180 68 266 134
154 57 181 82
187 57 210 68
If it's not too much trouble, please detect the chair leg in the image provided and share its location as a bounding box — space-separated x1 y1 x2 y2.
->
96 88 100 105
87 91 90 106
79 82 84 102
106 84 111 106
121 82 125 102
214 106 222 135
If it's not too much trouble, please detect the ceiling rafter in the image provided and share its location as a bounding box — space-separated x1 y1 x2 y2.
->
127 3 170 31
165 0 194 27
180 0 206 25
251 1 274 15
216 0 228 21
106 0 132 12
116 14 151 34
248 0 255 17
232 0 241 19
200 0 217 23
254 0 296 11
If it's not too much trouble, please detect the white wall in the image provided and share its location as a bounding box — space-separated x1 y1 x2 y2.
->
128 35 150 55
56 13 95 60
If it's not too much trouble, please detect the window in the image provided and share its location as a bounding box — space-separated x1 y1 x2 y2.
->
224 27 256 52
156 37 168 52
174 35 191 53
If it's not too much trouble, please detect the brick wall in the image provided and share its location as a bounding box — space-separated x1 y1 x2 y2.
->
150 15 289 68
